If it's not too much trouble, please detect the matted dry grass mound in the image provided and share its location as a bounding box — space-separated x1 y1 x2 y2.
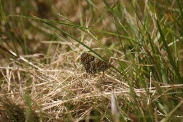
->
0 42 131 121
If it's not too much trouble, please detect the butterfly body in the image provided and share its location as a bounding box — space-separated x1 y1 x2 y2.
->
80 52 109 74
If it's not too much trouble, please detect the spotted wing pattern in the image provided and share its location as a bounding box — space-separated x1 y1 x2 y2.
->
80 52 109 74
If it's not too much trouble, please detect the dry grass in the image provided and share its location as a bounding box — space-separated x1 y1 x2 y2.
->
0 41 130 121
1 45 183 121
1 0 183 121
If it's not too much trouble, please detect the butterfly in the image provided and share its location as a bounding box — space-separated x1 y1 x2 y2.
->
80 52 109 74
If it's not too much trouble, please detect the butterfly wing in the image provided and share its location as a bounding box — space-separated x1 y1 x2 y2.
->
80 52 109 74
95 59 109 72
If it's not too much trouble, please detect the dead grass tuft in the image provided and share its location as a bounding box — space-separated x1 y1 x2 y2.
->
0 45 128 121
